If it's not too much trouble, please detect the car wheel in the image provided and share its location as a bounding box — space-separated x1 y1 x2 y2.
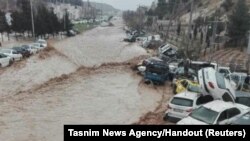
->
144 80 151 85
0 63 2 68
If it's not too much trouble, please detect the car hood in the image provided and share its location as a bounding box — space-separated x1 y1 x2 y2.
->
177 116 208 125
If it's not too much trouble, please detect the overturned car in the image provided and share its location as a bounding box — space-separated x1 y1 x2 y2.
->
198 68 236 102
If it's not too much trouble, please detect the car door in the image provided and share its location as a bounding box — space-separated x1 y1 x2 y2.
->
0 54 9 66
12 50 20 59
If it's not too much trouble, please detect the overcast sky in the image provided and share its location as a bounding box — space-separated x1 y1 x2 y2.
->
84 0 155 10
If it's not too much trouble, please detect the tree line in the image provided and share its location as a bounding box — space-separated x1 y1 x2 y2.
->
0 0 73 41
44 0 83 6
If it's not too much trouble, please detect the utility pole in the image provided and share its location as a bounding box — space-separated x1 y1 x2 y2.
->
247 32 250 73
186 0 194 59
210 16 218 61
166 0 178 39
6 0 9 11
30 0 35 37
63 0 66 30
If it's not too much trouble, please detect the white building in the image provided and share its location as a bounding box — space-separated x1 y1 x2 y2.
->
48 3 83 20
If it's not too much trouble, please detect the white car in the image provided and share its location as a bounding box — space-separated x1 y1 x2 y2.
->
36 39 47 48
22 45 39 54
226 72 248 91
158 44 178 56
164 85 214 121
177 100 249 125
198 67 236 102
32 43 44 51
0 53 12 67
0 49 22 61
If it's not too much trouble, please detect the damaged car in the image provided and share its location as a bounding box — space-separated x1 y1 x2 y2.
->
144 60 170 85
198 68 236 102
164 85 214 122
177 100 249 125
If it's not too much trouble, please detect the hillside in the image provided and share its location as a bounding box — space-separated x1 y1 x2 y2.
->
89 2 120 14
180 0 250 23
0 0 119 15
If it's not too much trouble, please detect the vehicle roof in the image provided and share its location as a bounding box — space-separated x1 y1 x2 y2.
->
37 39 46 42
235 91 250 98
0 49 12 51
218 66 230 69
146 57 163 62
174 91 200 100
191 61 217 65
231 72 247 76
203 100 238 112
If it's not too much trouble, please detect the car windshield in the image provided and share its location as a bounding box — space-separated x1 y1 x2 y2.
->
33 43 40 46
187 85 201 93
215 72 226 89
22 45 29 48
190 106 219 124
171 97 193 107
0 53 7 58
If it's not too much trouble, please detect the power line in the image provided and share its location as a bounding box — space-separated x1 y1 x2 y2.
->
186 0 194 58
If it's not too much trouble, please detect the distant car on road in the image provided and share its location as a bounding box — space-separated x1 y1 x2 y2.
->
36 39 48 48
21 45 39 55
177 100 249 125
32 43 44 51
0 49 22 61
0 53 13 67
12 47 31 58
218 66 231 77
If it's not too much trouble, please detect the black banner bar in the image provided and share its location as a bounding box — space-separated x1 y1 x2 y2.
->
64 125 250 140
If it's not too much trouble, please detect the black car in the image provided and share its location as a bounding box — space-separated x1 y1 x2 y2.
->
12 47 31 58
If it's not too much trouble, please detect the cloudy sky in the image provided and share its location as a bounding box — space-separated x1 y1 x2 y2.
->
85 0 155 10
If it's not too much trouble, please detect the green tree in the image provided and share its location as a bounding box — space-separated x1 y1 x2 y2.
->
228 0 250 48
0 11 8 42
155 0 169 19
17 0 32 35
64 11 73 35
11 11 25 40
